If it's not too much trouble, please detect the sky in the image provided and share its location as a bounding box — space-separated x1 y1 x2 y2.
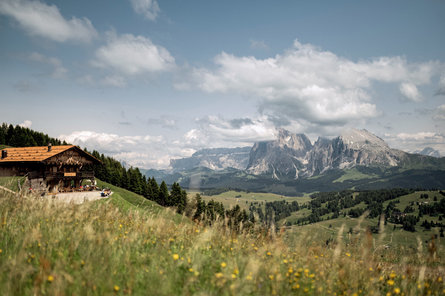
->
0 0 444 169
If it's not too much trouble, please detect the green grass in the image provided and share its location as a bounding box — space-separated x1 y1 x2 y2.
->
333 167 378 183
194 190 311 211
1 186 444 295
0 176 27 192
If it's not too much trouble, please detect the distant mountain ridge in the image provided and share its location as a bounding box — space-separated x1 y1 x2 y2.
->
144 128 445 194
246 128 409 179
170 147 251 171
169 128 444 180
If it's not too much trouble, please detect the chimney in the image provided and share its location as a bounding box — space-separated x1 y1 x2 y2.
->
1 150 7 159
48 143 52 152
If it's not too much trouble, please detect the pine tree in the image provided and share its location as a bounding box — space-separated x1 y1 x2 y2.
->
159 181 169 206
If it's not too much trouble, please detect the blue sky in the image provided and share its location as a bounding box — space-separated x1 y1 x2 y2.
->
0 0 444 168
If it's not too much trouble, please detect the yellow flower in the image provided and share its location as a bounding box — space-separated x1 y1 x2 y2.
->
393 287 400 294
231 274 237 279
47 275 54 282
269 275 274 280
114 285 119 292
390 272 396 279
0 249 2 254
172 254 179 260
345 252 351 257
387 279 395 286
189 268 194 272
215 272 224 278
266 251 272 256
221 262 227 268
369 267 373 271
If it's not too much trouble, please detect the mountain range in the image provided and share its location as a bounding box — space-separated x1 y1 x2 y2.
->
143 128 445 194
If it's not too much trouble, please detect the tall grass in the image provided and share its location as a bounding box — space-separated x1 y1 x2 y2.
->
0 191 443 295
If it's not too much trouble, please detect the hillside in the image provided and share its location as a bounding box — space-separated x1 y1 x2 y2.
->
1 183 444 295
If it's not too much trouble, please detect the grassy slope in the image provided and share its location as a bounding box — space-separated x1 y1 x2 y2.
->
196 190 311 211
1 184 444 295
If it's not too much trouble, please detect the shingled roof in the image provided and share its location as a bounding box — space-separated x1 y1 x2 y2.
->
0 145 100 163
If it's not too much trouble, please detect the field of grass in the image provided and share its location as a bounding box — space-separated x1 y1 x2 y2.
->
0 176 27 192
1 186 444 295
194 190 311 211
333 168 378 183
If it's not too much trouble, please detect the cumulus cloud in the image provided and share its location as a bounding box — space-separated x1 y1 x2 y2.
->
130 0 160 21
19 120 32 128
29 52 67 78
0 0 97 43
183 115 277 148
186 39 441 128
384 131 445 156
93 32 176 75
59 130 177 168
399 82 423 102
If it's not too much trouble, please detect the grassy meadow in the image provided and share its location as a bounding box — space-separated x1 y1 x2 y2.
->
0 184 444 295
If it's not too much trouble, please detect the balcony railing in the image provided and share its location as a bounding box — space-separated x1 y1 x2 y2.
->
44 171 95 179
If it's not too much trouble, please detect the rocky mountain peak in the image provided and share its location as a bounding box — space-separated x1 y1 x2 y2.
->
277 128 313 151
339 128 388 149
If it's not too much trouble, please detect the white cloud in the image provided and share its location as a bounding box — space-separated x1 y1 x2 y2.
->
130 0 160 21
183 115 277 148
399 82 423 102
59 130 189 169
433 104 445 121
29 52 67 78
19 120 32 128
0 0 97 43
186 39 441 127
93 32 176 75
384 131 445 156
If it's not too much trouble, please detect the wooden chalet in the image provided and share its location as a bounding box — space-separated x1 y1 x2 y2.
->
0 144 101 192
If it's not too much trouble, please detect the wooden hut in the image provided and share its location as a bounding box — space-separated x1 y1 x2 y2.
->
0 144 100 192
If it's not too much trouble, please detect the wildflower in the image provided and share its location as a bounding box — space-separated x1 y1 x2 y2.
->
195 229 200 233
221 262 227 268
292 284 300 289
172 254 179 260
269 275 274 280
215 272 224 279
438 277 443 283
345 252 351 257
390 272 396 279
0 249 2 254
266 251 272 256
194 271 199 277
47 275 54 282
231 274 237 279
369 267 373 271
393 287 400 294
387 279 395 286
283 259 288 264
246 274 253 280
114 285 119 292
189 268 194 272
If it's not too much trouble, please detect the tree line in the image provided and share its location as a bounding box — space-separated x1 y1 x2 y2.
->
0 123 66 147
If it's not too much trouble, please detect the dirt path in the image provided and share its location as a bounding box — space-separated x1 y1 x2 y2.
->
50 191 112 204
